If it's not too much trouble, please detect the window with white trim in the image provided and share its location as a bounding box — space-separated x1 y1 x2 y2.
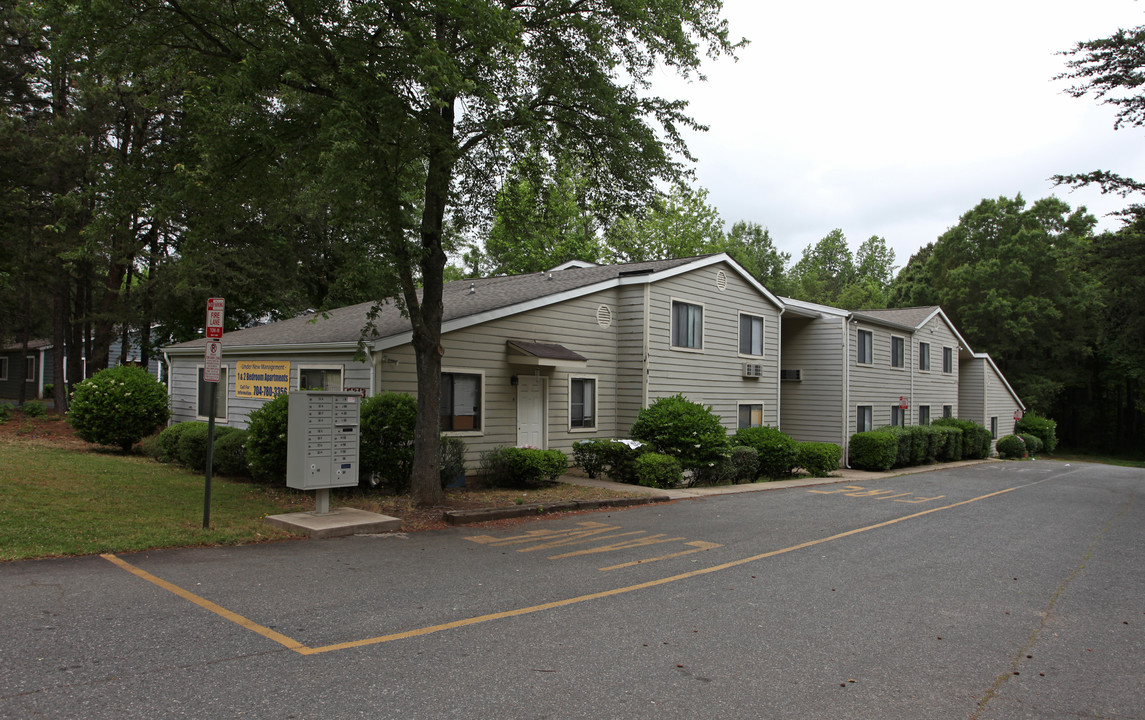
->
739 313 764 356
25 356 35 382
298 365 343 391
943 405 953 419
919 342 931 371
441 372 482 431
943 346 953 374
891 336 905 368
570 377 596 429
857 405 873 433
919 405 930 426
738 403 763 429
857 329 873 364
890 405 906 427
196 366 228 421
990 417 998 439
671 300 703 349
0 357 7 380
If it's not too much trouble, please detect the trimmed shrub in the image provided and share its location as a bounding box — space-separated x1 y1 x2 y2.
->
995 434 1027 459
213 428 250 477
156 422 196 463
572 438 611 479
603 441 648 484
876 426 912 467
933 425 963 462
245 393 290 482
139 432 162 460
796 442 842 477
932 418 991 460
480 447 568 488
177 422 221 471
729 446 760 484
630 394 728 470
439 435 468 488
67 365 170 452
732 426 798 479
635 452 683 488
849 431 898 471
1019 433 1043 455
1016 412 1057 453
359 392 418 492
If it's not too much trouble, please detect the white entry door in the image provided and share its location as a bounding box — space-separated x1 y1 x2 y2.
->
516 376 546 448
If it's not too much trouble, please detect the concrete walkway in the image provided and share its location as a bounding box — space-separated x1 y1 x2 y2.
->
557 458 1002 500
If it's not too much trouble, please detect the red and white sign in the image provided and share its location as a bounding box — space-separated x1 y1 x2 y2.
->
206 297 225 339
204 340 223 383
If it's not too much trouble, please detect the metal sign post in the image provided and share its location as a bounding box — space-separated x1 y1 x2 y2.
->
202 301 224 529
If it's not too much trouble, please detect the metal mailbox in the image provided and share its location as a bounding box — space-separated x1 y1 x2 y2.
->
287 391 360 490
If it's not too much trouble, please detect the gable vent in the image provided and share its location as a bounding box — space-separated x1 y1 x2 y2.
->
715 270 728 291
596 304 613 328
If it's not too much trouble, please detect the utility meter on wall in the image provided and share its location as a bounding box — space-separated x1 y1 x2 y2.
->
286 391 360 490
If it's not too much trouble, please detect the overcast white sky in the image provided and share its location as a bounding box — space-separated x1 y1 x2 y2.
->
657 0 1145 269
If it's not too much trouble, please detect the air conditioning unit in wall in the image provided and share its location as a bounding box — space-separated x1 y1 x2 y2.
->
742 362 764 378
780 369 802 381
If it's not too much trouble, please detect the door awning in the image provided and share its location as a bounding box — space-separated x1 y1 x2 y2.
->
506 340 588 369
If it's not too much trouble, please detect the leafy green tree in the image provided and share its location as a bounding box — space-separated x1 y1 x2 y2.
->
100 1 740 506
888 195 1099 413
1055 23 1145 208
604 184 727 263
483 152 602 275
788 229 855 306
719 221 791 295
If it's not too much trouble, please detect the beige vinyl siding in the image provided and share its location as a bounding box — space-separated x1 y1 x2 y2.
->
985 362 1022 439
958 358 987 424
912 317 960 422
780 315 845 444
616 283 649 431
848 321 912 435
376 289 622 464
645 264 781 432
167 351 371 428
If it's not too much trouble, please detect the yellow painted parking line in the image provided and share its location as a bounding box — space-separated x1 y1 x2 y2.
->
465 522 617 546
103 482 1041 656
599 541 723 571
100 553 305 653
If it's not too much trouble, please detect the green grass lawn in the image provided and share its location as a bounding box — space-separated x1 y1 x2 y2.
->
0 441 307 562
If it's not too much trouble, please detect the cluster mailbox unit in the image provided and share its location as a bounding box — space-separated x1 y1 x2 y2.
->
287 391 360 512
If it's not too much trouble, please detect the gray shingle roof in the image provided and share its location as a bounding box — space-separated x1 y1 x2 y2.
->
851 306 942 330
164 256 703 352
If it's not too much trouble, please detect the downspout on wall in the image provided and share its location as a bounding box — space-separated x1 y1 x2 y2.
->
843 315 852 467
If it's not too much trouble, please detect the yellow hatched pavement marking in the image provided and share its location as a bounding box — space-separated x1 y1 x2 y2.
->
547 533 688 559
103 482 1039 656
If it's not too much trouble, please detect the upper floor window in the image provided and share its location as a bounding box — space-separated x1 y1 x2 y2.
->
441 372 482 431
570 377 596 429
857 329 873 365
919 342 931 371
739 314 763 356
671 301 703 349
943 346 953 374
891 336 905 368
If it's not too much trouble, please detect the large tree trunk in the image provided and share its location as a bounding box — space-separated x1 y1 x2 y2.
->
407 86 455 507
52 257 70 413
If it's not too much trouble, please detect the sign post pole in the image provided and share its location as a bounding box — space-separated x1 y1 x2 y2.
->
202 298 224 529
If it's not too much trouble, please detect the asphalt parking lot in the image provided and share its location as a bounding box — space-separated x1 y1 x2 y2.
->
2 460 1142 719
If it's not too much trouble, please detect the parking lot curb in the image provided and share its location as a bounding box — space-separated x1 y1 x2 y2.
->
442 495 670 525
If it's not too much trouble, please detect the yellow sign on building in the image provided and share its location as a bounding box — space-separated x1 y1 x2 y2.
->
235 360 291 399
